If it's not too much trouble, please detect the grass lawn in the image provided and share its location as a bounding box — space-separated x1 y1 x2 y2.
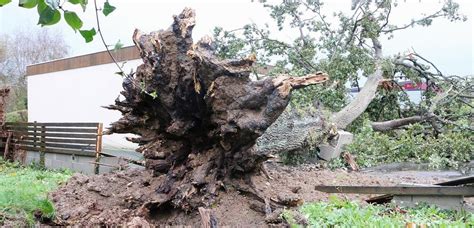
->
284 196 474 227
0 159 72 225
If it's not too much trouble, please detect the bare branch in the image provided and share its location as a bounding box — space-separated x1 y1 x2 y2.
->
371 116 423 131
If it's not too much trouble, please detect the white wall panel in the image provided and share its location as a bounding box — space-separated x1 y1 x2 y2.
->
27 60 142 151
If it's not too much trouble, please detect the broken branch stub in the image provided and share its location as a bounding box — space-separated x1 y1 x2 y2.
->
106 8 328 210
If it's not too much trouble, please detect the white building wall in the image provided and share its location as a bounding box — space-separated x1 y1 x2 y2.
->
27 60 142 151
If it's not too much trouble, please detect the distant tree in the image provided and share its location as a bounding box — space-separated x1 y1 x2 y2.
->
0 28 69 120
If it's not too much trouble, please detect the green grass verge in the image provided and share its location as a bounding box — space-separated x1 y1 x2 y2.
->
283 196 474 227
0 159 72 225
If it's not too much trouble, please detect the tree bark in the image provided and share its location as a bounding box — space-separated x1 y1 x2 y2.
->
371 116 423 131
106 8 328 211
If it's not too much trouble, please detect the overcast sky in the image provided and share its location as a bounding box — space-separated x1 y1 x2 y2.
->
1 0 473 75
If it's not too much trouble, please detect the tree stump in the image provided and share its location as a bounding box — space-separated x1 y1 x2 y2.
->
106 8 328 211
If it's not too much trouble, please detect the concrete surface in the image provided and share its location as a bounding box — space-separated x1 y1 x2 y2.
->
25 151 128 174
318 130 353 161
393 195 469 212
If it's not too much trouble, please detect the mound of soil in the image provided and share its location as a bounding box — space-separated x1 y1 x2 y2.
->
48 162 465 227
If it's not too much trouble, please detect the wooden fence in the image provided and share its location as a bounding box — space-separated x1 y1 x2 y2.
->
3 122 103 173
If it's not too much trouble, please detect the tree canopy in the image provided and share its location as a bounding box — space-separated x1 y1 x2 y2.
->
213 0 472 167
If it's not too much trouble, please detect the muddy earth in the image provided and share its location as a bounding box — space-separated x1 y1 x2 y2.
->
47 162 473 227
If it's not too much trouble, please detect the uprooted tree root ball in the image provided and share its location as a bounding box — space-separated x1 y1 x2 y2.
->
103 8 327 214
51 7 328 226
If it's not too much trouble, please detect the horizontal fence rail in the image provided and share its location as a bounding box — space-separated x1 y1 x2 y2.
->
4 122 103 158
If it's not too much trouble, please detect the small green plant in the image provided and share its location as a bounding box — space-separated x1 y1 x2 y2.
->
0 159 72 225
287 197 474 227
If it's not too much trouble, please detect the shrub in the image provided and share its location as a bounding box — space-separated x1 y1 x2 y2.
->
345 120 473 169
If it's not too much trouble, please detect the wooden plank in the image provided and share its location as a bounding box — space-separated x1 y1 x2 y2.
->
436 176 474 186
40 125 46 167
19 146 96 157
6 122 99 127
94 123 103 174
8 131 97 139
26 46 139 76
33 121 38 155
19 141 96 151
366 176 474 204
314 185 474 196
5 126 98 133
22 137 96 145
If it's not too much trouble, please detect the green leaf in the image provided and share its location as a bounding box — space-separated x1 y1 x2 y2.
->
64 11 83 31
79 0 87 11
81 0 87 12
149 91 158 99
0 0 12 7
113 40 123 51
79 28 96 43
102 1 116 16
37 0 46 13
18 0 37 8
38 4 61 26
68 0 87 11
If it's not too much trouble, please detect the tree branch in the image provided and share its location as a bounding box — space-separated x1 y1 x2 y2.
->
332 37 383 129
381 9 445 33
371 115 423 131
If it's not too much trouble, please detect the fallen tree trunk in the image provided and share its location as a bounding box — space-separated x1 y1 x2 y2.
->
106 8 328 211
332 38 384 130
255 39 384 159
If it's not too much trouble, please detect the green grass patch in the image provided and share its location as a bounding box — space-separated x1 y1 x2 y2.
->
0 159 72 225
284 196 474 227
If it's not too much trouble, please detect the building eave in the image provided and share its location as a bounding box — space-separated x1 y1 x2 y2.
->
26 46 140 76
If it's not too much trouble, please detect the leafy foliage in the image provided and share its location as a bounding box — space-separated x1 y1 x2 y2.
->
343 119 473 169
284 196 474 227
0 159 72 225
214 0 472 167
212 0 466 113
1 0 117 42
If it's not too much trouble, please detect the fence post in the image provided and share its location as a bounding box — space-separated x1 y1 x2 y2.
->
33 121 37 153
94 123 103 174
40 125 46 168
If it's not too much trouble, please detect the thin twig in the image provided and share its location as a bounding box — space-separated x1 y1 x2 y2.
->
381 9 445 33
93 0 124 74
